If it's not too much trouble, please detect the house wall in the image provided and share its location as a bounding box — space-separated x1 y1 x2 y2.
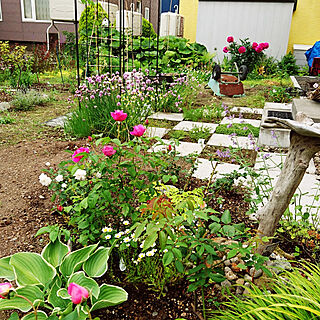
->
179 0 198 42
287 0 320 53
196 1 294 62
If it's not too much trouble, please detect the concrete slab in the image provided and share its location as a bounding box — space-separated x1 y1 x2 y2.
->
207 133 257 149
230 106 263 115
149 139 204 157
292 98 320 123
145 127 169 138
0 102 10 112
220 117 261 127
148 112 184 122
173 121 218 133
45 115 69 127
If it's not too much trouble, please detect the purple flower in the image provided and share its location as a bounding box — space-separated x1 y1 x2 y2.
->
263 153 270 159
227 123 232 128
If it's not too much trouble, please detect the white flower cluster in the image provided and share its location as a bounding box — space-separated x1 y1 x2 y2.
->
74 169 86 181
39 173 52 187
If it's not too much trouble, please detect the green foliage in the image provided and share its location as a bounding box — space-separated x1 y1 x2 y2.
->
277 52 300 76
189 126 212 141
0 41 27 72
0 113 15 124
142 18 156 38
210 264 320 320
168 130 187 141
0 238 127 319
268 86 293 103
215 123 260 138
9 67 38 90
210 170 248 192
11 91 50 111
183 104 224 123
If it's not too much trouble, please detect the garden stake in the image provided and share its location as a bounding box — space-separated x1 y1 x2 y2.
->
256 113 320 255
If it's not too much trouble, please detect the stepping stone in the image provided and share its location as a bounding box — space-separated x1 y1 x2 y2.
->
145 127 169 138
0 102 10 111
230 107 263 115
45 115 69 127
173 121 218 133
220 117 261 127
149 139 204 157
193 158 241 180
148 112 184 122
207 133 257 150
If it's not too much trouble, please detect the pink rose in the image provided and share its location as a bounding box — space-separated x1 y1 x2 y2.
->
130 124 146 137
227 36 234 43
223 46 229 53
252 42 258 49
263 42 269 49
68 283 89 304
0 283 12 299
102 145 116 157
255 45 263 53
72 147 90 163
238 46 246 54
111 110 127 122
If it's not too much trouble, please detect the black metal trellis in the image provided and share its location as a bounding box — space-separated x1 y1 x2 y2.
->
73 0 161 82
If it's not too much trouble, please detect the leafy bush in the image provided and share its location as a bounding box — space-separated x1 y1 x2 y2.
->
210 264 320 320
189 126 212 141
0 236 127 319
11 91 50 111
0 113 15 124
223 37 269 72
215 123 260 138
142 18 156 38
184 104 224 123
268 86 293 103
277 52 300 76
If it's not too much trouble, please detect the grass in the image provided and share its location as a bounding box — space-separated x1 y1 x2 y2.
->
0 91 70 145
148 119 178 129
215 123 260 137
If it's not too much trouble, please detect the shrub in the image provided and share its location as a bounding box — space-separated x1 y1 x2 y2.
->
277 52 300 76
142 18 156 38
215 123 260 138
268 86 293 103
223 37 269 72
11 91 50 111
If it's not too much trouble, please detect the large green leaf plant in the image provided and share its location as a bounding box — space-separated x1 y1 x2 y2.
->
0 239 127 319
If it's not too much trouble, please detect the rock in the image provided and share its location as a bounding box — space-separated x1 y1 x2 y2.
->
224 259 231 266
221 280 232 288
243 282 251 295
0 102 10 111
268 260 292 275
225 267 238 281
236 278 245 286
244 274 252 282
152 312 158 317
249 267 263 278
230 257 239 263
236 286 244 295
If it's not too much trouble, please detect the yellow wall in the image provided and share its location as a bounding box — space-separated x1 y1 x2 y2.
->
180 0 199 42
287 0 320 52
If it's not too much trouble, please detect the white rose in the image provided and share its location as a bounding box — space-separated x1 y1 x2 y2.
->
55 174 64 182
39 173 52 187
74 169 86 181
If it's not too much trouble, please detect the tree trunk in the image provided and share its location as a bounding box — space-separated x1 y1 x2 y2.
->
256 131 320 255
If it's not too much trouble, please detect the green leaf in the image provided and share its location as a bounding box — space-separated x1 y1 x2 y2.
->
175 260 184 273
10 253 56 287
48 277 69 309
68 271 100 299
60 244 98 278
237 263 247 270
83 247 110 278
142 233 158 252
163 251 174 266
21 310 48 320
159 231 167 250
163 175 170 183
90 284 128 312
42 239 69 268
172 248 182 260
88 192 99 209
209 222 221 234
209 273 226 283
222 225 236 237
0 285 44 312
57 288 70 300
227 249 238 259
0 256 15 281
221 210 231 224
8 312 19 320
80 197 88 209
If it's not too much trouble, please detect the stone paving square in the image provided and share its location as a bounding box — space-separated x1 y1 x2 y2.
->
145 127 169 139
220 117 261 127
230 106 263 115
207 134 256 150
172 121 218 133
148 112 184 122
149 139 204 157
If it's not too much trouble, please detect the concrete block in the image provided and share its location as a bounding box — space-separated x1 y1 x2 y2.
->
220 117 261 127
173 121 218 133
145 127 169 138
148 112 184 122
292 98 320 123
207 133 256 149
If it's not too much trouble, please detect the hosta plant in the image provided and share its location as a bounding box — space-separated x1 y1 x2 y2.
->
0 238 127 319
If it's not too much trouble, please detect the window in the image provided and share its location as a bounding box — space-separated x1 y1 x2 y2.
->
21 0 50 22
145 7 150 21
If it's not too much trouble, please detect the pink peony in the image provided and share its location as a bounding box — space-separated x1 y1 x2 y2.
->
255 45 263 53
238 46 246 54
102 145 116 157
68 283 89 304
227 36 234 43
223 46 229 53
72 147 90 163
0 283 12 299
130 124 146 137
111 110 127 122
252 42 258 49
262 42 269 49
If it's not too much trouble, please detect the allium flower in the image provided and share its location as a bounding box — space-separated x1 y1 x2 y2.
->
223 46 229 53
238 46 246 53
0 283 12 299
67 283 89 304
39 173 52 187
102 145 116 157
130 124 146 137
74 169 86 181
252 42 258 49
111 110 127 121
72 147 90 163
227 36 234 43
55 175 63 182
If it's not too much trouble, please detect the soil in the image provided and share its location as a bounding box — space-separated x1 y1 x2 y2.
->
162 131 211 144
0 90 13 102
230 112 262 120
